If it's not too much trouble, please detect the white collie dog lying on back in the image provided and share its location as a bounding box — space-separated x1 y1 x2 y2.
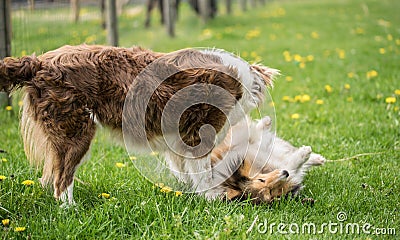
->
209 116 325 204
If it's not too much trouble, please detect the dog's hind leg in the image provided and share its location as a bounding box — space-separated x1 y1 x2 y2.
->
49 120 96 206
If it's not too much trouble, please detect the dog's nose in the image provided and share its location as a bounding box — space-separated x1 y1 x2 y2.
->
282 170 289 178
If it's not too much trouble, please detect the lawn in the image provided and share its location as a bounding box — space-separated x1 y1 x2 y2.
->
1 0 399 239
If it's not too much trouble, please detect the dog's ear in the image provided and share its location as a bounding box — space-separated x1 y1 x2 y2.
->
250 64 280 87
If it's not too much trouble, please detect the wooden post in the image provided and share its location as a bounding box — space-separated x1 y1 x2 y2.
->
0 0 12 108
199 0 210 22
71 0 80 22
226 0 232 14
163 0 175 37
106 0 118 46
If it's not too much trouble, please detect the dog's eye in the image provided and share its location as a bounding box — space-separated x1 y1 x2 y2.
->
258 179 265 183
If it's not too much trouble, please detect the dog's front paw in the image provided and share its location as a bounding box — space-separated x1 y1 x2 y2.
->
298 146 312 161
256 116 272 130
307 153 326 166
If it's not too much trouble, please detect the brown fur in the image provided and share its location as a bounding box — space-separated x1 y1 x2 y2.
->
1 45 270 201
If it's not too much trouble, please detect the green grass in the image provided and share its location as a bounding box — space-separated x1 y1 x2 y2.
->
1 0 399 239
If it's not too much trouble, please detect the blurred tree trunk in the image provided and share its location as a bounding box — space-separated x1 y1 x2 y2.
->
226 0 232 14
163 0 176 37
240 0 247 11
28 0 35 11
0 0 12 108
106 0 118 46
71 0 80 22
199 0 210 22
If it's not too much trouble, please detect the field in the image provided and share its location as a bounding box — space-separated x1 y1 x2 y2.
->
1 0 399 239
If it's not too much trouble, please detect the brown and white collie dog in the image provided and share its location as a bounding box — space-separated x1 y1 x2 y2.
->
0 44 278 205
209 116 325 204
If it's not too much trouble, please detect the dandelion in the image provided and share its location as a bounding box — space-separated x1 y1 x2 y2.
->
385 97 396 104
325 85 333 93
337 49 346 59
306 55 314 62
377 19 390 27
376 94 383 100
311 31 319 39
269 34 277 40
347 97 353 102
316 99 324 105
18 101 23 107
347 72 355 78
394 89 400 95
14 227 26 232
160 186 172 193
269 101 275 107
366 70 378 79
299 62 306 69
387 34 393 41
241 51 248 58
1 158 7 162
285 76 293 82
154 182 165 188
115 162 126 168
99 192 110 199
245 28 261 40
175 191 183 197
293 54 302 62
0 175 6 181
150 151 159 156
344 84 351 90
291 113 300 119
201 29 213 39
396 39 400 46
129 156 137 160
379 48 386 54
354 27 365 34
21 180 34 186
294 95 302 102
282 96 291 102
2 219 10 227
5 106 12 111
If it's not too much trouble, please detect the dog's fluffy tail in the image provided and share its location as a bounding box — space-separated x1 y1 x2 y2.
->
0 55 41 92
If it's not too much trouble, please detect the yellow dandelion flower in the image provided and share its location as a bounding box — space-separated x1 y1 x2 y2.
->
387 34 393 41
14 227 26 232
344 84 351 90
347 72 355 78
18 101 23 107
1 158 7 162
285 76 293 82
293 54 302 62
291 113 300 119
377 19 390 27
347 97 353 102
155 182 165 188
2 219 10 226
306 55 314 62
150 151 159 156
175 191 183 197
22 180 34 186
325 85 333 93
284 55 292 62
299 62 306 69
394 106 399 112
245 28 260 40
338 50 346 59
129 156 137 160
316 99 324 105
241 51 248 58
294 95 302 102
282 96 291 102
311 31 319 39
0 175 6 181
269 34 277 40
396 39 400 45
355 27 365 34
115 162 126 168
394 89 400 95
269 101 275 107
160 186 172 193
385 97 396 104
5 106 12 111
366 70 378 79
99 192 110 199
301 94 311 102
376 94 383 100
379 48 386 54
201 29 213 39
